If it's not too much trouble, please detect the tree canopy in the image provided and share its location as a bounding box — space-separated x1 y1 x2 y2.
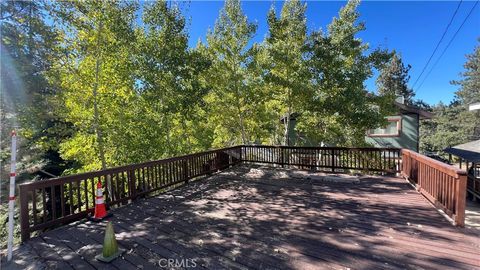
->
3 0 478 247
2 0 452 176
377 52 415 104
420 43 480 153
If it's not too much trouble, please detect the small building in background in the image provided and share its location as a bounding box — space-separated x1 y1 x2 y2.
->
365 99 432 152
444 140 480 200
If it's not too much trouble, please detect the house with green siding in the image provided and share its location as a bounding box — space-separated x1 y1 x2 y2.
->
281 99 432 152
365 101 432 152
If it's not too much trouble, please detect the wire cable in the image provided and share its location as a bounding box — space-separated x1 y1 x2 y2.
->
411 0 463 89
416 0 479 91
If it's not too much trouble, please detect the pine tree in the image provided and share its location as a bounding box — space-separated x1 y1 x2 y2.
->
452 42 480 140
0 0 68 248
1 1 70 177
420 42 480 152
452 42 480 106
377 52 415 103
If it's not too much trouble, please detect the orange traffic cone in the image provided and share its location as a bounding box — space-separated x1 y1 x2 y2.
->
88 180 112 222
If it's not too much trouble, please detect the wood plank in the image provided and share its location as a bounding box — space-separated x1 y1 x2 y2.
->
13 165 480 270
40 232 95 270
72 222 158 270
113 206 282 270
25 237 74 270
143 195 479 269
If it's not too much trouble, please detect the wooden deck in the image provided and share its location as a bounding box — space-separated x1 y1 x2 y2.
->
7 165 480 270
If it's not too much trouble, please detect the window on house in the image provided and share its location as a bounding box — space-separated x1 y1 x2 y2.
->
367 117 402 137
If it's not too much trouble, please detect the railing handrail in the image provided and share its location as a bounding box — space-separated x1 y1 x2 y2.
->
402 148 467 178
19 146 242 189
18 145 467 241
19 145 243 241
241 144 401 151
401 148 467 226
241 145 401 174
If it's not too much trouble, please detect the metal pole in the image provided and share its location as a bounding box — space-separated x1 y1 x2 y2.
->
7 130 17 261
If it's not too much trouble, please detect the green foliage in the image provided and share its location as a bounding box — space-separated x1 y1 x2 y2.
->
452 41 480 105
204 0 272 146
420 42 480 153
0 204 21 250
377 52 415 103
262 0 310 145
1 1 70 178
6 0 476 245
3 0 412 176
136 0 212 157
49 1 215 172
49 1 139 172
298 0 392 146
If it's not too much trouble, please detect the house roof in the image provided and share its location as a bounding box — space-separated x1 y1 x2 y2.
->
395 102 433 120
279 112 299 123
444 140 480 163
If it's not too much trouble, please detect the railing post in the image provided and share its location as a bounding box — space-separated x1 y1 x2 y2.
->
455 173 467 226
184 159 189 184
399 149 404 177
331 149 335 172
19 184 30 242
128 169 137 201
281 147 285 168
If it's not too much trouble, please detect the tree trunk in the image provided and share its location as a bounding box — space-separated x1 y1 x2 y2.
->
92 19 112 197
164 114 172 155
181 116 192 152
236 105 247 145
231 62 247 145
283 87 292 146
283 110 290 146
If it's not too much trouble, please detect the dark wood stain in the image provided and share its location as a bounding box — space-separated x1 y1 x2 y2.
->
11 165 480 270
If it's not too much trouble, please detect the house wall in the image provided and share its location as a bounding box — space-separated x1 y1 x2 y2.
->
286 118 299 146
284 113 421 151
286 118 316 146
365 113 419 151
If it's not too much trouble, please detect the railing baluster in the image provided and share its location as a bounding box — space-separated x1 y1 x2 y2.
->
156 165 160 188
69 182 74 215
60 184 65 217
76 180 81 212
42 187 47 224
84 179 89 211
51 185 56 220
32 189 37 225
91 178 95 207
331 149 335 172
121 171 126 200
19 185 30 242
27 145 459 241
401 148 467 226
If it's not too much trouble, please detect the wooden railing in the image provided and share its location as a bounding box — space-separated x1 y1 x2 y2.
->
467 164 480 200
242 145 401 173
19 145 468 241
401 149 467 226
19 146 242 241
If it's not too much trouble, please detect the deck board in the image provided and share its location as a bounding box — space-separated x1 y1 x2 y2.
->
7 165 480 270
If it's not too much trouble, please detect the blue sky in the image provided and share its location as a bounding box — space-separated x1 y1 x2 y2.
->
172 0 479 106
